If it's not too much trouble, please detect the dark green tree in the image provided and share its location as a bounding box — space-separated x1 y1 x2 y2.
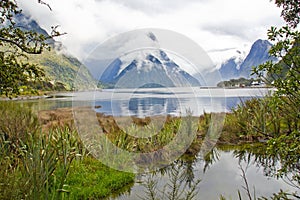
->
0 0 60 96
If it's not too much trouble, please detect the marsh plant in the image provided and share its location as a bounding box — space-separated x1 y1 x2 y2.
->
140 163 201 200
0 101 82 199
0 101 137 199
220 94 299 144
20 127 82 199
107 116 182 153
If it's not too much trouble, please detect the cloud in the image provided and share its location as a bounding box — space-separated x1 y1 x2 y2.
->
17 0 284 62
99 0 207 14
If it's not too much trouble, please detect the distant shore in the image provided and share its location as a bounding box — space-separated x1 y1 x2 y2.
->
0 94 50 101
0 86 274 101
0 90 73 101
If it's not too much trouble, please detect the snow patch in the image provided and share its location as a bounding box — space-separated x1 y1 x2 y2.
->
207 43 251 69
118 49 168 75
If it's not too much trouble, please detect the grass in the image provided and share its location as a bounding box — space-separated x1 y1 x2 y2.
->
0 101 135 199
105 116 182 153
66 156 135 199
39 104 277 159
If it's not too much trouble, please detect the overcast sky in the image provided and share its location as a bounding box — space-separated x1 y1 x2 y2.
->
18 0 284 62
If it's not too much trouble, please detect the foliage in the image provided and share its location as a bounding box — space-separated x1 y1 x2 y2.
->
20 127 80 200
106 116 181 153
0 102 81 199
0 102 135 199
231 97 283 138
0 51 45 96
0 101 39 199
273 0 299 28
266 131 300 189
253 0 300 123
251 0 300 197
0 0 61 96
227 96 300 197
253 28 300 120
0 101 39 146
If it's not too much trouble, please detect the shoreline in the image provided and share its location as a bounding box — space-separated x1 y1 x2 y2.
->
0 87 275 101
0 90 74 101
0 95 50 101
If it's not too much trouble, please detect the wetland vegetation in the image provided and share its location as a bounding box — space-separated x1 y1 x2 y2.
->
0 0 299 199
0 90 299 199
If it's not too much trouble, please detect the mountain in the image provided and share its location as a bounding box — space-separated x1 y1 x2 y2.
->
100 49 200 88
238 39 276 78
13 14 96 90
218 39 276 80
14 13 55 44
218 57 240 80
27 51 95 90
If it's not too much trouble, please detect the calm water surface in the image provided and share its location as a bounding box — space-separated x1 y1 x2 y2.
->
16 87 273 116
113 149 296 199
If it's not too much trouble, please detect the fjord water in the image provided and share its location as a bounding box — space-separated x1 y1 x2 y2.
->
116 150 296 200
20 87 273 116
15 87 296 199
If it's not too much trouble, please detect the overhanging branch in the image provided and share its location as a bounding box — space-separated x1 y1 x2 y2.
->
0 37 42 54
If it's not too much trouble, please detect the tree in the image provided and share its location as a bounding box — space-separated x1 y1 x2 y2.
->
0 0 60 96
273 0 300 28
253 0 300 195
253 0 300 130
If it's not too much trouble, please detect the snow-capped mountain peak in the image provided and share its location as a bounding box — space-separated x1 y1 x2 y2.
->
213 39 276 81
118 50 166 76
100 49 200 88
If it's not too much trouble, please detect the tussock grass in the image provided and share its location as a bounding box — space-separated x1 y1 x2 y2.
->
0 102 135 199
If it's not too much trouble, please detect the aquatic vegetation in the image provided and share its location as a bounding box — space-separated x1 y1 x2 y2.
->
140 163 201 200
